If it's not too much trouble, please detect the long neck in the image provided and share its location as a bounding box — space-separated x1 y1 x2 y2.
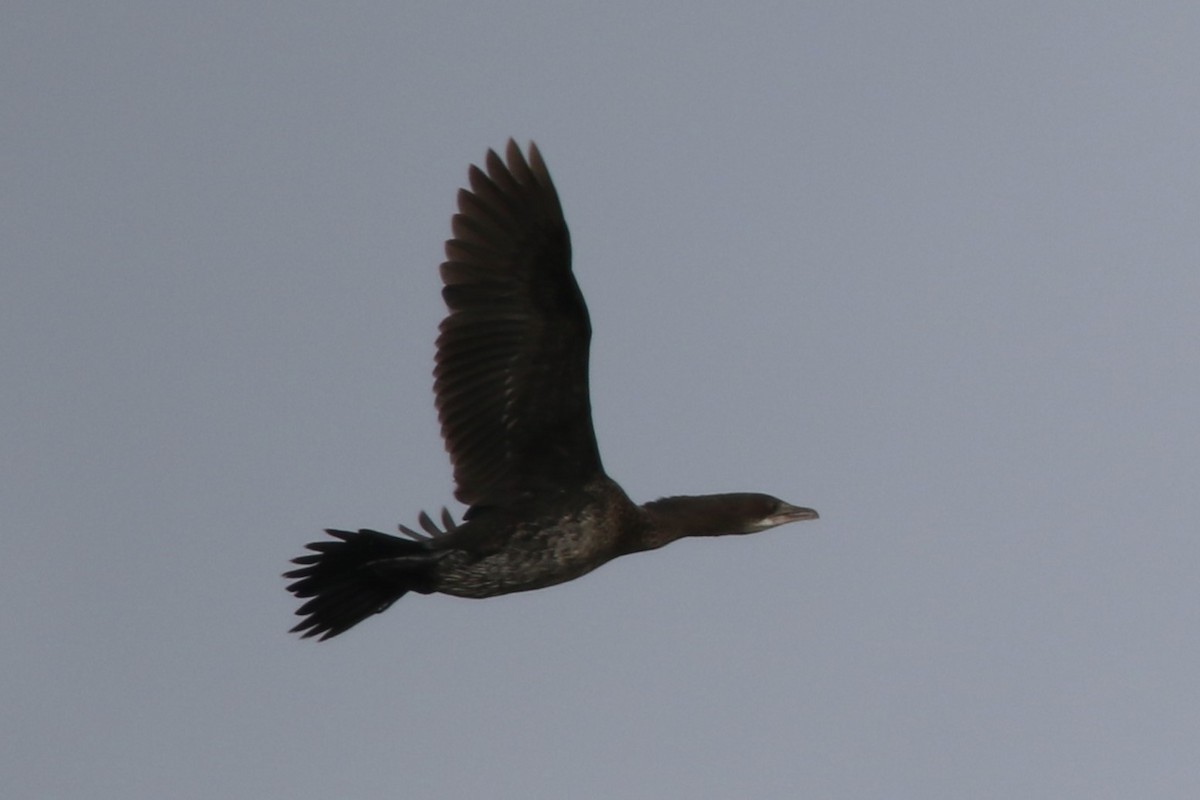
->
629 493 768 553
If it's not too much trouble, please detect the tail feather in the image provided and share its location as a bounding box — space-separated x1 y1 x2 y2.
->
397 507 458 540
284 528 435 640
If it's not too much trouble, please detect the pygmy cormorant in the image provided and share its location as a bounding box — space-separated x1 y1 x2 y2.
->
286 141 818 639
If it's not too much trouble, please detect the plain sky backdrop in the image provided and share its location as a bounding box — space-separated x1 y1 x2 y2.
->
5 3 1199 798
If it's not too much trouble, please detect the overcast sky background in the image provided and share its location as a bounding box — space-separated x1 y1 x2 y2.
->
5 3 1199 798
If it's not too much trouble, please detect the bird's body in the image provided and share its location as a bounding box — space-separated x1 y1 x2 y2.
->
286 142 818 639
432 475 639 598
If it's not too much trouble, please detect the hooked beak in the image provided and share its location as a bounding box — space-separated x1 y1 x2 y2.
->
770 503 819 526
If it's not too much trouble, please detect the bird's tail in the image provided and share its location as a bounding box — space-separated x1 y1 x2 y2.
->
284 528 437 640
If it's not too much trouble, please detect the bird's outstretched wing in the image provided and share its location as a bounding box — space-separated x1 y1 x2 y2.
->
435 141 603 510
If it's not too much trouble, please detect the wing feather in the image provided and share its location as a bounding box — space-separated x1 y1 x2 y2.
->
434 141 603 508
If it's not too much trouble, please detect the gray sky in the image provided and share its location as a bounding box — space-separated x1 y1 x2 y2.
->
5 2 1199 798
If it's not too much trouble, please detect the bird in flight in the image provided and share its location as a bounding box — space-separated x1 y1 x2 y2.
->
285 141 818 639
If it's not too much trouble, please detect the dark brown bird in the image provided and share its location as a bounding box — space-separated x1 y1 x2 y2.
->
285 141 818 639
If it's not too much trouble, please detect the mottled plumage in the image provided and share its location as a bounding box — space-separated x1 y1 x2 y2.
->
285 142 818 640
